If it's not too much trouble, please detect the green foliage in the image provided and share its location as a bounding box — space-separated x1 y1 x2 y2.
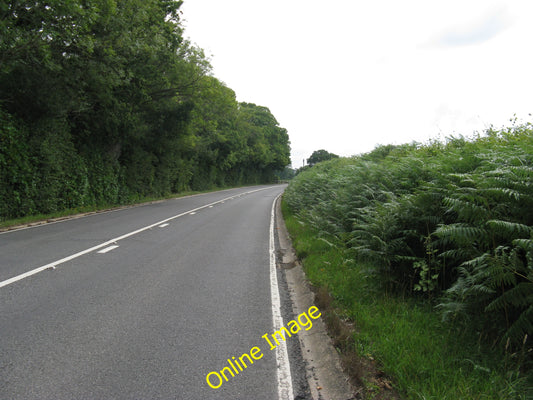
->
0 108 34 217
0 1 290 220
306 149 339 165
284 126 533 356
283 199 532 399
277 166 296 181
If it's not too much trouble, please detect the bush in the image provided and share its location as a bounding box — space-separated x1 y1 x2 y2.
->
284 124 533 351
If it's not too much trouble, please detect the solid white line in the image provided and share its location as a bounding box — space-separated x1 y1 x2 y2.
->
269 193 294 400
97 245 119 254
0 187 276 289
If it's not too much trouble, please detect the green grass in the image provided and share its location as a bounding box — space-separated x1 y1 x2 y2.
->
282 198 532 399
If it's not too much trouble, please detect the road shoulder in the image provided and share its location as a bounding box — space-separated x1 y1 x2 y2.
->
275 196 357 400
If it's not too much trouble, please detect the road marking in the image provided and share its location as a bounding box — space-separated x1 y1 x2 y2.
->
0 187 276 289
97 245 119 254
159 223 169 228
189 212 196 215
0 187 251 235
269 193 294 400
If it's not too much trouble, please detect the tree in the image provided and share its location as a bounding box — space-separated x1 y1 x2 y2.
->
307 149 339 166
0 0 291 220
237 103 291 182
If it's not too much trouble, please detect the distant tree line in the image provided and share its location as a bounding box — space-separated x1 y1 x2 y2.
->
0 0 290 220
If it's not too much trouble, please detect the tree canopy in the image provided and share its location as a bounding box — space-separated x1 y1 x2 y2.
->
306 149 339 166
0 0 291 220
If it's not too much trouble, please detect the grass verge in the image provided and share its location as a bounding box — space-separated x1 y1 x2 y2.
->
282 198 532 400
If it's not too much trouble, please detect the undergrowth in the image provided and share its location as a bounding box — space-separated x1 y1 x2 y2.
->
283 201 531 399
283 124 533 399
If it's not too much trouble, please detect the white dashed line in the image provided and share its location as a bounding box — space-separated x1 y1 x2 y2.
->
0 187 274 289
159 223 170 228
97 245 119 254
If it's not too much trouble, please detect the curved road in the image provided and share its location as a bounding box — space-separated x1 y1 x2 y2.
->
0 185 307 399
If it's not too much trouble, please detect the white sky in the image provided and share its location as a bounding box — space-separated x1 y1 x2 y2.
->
181 0 533 168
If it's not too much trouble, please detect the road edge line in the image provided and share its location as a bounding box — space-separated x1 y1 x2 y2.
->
275 197 357 400
270 193 294 400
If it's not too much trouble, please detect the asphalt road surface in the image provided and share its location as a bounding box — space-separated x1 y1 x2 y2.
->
0 185 306 400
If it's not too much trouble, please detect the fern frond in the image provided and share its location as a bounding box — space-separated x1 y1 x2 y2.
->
513 238 533 252
486 219 532 238
480 187 521 201
439 248 477 262
469 283 496 295
510 165 533 179
436 300 467 321
317 237 336 248
485 282 533 311
442 197 489 222
435 223 488 244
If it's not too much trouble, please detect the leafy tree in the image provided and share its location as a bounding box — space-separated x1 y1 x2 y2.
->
307 149 339 166
237 103 291 182
0 0 290 220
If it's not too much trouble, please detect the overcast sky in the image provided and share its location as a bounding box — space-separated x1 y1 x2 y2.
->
181 0 533 167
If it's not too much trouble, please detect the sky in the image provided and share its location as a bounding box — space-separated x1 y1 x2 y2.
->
180 0 533 168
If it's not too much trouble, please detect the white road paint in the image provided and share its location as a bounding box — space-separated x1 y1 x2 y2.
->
97 245 119 254
0 187 246 236
189 212 196 215
159 223 169 228
0 187 275 289
269 193 294 400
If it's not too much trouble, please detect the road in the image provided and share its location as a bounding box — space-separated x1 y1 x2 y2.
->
0 185 306 400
